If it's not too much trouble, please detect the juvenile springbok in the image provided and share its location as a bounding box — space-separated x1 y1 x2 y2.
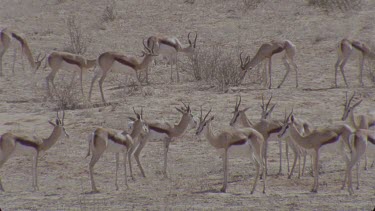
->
131 103 197 178
86 108 148 193
146 32 198 82
45 51 97 97
341 92 375 170
240 40 298 89
0 28 45 76
196 107 266 193
334 39 375 87
0 111 69 191
229 95 283 175
88 40 158 103
278 111 354 193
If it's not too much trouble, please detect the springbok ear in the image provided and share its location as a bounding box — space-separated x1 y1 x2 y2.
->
128 117 136 121
290 115 295 122
48 121 56 127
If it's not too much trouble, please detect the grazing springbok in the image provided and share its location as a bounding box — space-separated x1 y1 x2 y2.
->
278 111 354 193
341 92 375 170
229 95 283 175
334 39 375 87
240 40 298 89
86 108 148 193
0 28 45 76
88 40 158 103
0 111 69 191
45 51 97 97
196 107 266 193
146 32 197 82
130 103 197 178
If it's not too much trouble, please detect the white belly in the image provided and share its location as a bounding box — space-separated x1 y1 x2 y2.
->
147 130 169 142
110 61 138 77
216 142 251 158
12 142 38 156
106 140 127 153
60 61 82 73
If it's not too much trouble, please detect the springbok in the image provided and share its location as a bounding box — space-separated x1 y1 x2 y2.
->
334 39 375 88
340 115 373 194
88 40 158 103
196 107 266 193
0 111 69 191
229 95 283 175
278 111 354 193
341 92 375 170
130 103 197 178
0 28 45 76
45 51 97 97
146 32 197 82
240 40 298 89
86 108 148 193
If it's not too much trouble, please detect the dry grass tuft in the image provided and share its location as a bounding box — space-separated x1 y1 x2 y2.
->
307 0 362 12
64 16 91 55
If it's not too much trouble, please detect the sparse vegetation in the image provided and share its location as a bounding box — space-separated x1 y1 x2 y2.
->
65 16 91 55
101 0 117 23
242 0 263 10
184 46 245 91
307 0 362 12
54 79 82 110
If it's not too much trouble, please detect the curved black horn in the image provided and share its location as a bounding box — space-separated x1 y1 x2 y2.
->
193 32 197 48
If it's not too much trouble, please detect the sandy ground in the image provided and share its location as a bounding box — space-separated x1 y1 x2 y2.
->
0 0 374 210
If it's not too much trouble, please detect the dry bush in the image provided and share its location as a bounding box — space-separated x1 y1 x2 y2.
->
307 0 362 12
54 79 82 110
64 16 91 55
183 46 245 91
101 0 117 23
242 0 263 10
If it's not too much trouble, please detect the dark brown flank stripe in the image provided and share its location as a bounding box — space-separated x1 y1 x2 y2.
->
114 57 136 69
108 132 129 148
321 135 339 146
351 41 365 52
63 57 82 66
11 33 25 45
272 46 284 55
230 139 247 146
160 39 179 51
149 125 170 135
269 126 282 134
367 135 375 145
15 137 39 149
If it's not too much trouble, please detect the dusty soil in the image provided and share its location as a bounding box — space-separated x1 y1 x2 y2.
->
0 0 374 210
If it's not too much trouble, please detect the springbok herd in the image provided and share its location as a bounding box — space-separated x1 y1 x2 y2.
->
0 27 374 195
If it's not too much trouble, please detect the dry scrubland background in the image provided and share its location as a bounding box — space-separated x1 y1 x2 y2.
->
0 0 375 210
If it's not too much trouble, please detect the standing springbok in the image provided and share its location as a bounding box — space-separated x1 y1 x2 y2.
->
86 108 148 193
0 111 69 191
45 51 97 97
229 95 283 175
334 39 375 88
340 115 373 194
341 92 375 170
0 28 45 76
88 40 158 103
240 40 298 89
196 107 266 193
278 111 354 193
130 103 197 178
146 32 197 82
